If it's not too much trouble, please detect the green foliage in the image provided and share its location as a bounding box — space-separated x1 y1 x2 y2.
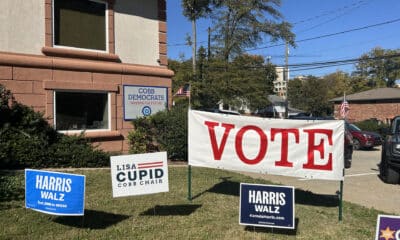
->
128 102 188 160
0 172 24 202
181 0 211 20
48 134 110 168
288 76 332 116
128 117 160 154
354 119 389 135
170 53 275 111
0 84 109 169
355 47 400 87
210 0 295 61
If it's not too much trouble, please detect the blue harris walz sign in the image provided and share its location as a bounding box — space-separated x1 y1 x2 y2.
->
239 183 295 229
25 169 85 216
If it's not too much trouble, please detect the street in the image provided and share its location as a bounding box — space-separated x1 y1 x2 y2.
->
243 146 400 215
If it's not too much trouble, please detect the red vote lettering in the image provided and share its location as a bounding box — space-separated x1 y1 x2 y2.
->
303 129 333 171
271 128 299 167
204 120 334 172
235 125 267 165
204 121 235 160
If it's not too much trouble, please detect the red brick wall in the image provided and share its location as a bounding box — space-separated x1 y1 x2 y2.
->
0 52 172 153
334 102 400 123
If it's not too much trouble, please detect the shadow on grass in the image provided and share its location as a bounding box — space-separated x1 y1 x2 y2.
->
193 177 339 208
53 209 130 229
295 189 339 207
140 204 202 216
244 218 299 235
192 177 240 199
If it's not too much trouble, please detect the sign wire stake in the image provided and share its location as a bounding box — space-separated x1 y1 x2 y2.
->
187 165 192 201
339 180 343 221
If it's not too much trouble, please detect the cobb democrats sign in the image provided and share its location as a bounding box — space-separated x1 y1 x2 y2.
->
189 110 345 180
123 85 168 120
375 215 400 240
110 152 169 198
25 169 85 216
240 183 295 229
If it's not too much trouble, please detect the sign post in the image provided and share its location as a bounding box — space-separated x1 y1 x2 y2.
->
239 183 295 229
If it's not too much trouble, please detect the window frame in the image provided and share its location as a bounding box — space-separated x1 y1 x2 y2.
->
53 90 111 133
52 0 109 53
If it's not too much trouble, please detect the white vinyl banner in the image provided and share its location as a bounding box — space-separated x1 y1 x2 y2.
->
189 110 345 180
110 152 169 198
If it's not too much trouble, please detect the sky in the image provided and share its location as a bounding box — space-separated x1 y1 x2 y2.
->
166 0 400 78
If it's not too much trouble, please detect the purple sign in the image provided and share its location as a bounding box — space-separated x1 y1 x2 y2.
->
375 215 400 240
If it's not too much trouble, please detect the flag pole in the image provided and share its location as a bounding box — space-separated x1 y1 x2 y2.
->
339 92 346 222
188 35 194 201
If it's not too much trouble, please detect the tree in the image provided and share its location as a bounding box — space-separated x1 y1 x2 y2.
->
182 0 212 73
210 0 295 61
288 76 332 116
187 53 276 111
355 47 400 87
323 71 351 100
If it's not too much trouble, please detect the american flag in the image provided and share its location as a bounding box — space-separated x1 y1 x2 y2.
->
340 97 350 119
174 84 190 97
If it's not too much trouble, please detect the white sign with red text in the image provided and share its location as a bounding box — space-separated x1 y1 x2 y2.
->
110 152 169 198
188 110 344 180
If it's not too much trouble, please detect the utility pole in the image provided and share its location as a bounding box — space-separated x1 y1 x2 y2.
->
207 27 211 60
285 41 289 118
192 18 196 74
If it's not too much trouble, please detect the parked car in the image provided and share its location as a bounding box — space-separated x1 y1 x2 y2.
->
346 123 382 150
380 116 400 184
288 116 353 168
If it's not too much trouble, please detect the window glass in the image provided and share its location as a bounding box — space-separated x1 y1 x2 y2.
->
55 92 109 131
54 0 107 51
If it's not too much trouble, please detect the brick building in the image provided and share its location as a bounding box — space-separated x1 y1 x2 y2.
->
331 88 400 123
0 0 173 153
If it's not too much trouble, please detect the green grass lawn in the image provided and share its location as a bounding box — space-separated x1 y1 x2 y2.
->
0 166 382 239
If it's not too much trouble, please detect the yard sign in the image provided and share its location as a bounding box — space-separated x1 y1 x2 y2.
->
25 169 85 216
240 183 295 229
375 214 400 240
110 152 169 198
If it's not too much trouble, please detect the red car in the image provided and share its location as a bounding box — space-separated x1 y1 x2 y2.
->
346 123 382 150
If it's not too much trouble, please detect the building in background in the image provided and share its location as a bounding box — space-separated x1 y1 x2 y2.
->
0 0 173 153
273 67 289 99
330 88 400 123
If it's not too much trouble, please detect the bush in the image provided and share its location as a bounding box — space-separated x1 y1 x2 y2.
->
354 119 389 135
0 84 109 169
128 102 188 160
0 172 24 202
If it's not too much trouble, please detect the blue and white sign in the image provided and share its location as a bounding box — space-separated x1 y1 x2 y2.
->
239 183 295 229
123 85 168 120
25 169 85 216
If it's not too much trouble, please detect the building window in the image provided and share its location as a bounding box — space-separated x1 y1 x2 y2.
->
53 0 108 51
55 91 110 131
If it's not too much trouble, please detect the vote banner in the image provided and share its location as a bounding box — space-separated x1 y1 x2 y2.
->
239 183 295 229
110 152 169 198
375 215 400 240
123 85 168 120
25 169 85 216
189 110 345 180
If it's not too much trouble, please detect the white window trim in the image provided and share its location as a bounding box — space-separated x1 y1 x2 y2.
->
53 90 111 133
52 0 109 53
